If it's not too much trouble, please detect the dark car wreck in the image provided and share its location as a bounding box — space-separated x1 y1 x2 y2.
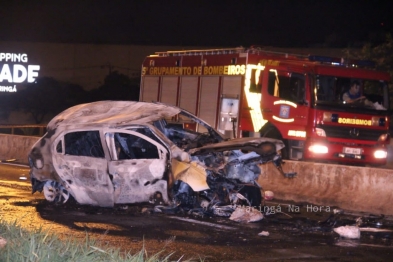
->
28 101 295 221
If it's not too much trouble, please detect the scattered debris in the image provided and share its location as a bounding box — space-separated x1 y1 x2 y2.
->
356 214 385 228
334 239 360 247
333 225 361 239
333 209 342 214
359 227 393 232
168 216 236 230
264 191 274 201
258 231 270 237
141 207 150 214
355 217 363 226
118 205 128 210
229 206 263 223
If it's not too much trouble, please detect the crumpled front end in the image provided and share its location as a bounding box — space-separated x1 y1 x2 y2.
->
169 138 295 220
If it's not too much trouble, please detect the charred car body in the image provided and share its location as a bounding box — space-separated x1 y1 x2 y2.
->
29 101 295 217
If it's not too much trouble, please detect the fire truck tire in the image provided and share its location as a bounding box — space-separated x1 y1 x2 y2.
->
259 124 289 159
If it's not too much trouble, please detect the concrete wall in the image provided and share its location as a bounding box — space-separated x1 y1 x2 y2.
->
1 133 393 216
0 134 38 163
259 161 393 216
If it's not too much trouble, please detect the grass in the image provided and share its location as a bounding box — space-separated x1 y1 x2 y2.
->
0 218 187 262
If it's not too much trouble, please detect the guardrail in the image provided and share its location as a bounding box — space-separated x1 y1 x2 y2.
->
0 125 46 137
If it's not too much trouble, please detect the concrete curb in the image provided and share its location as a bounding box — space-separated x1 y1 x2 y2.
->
259 161 393 216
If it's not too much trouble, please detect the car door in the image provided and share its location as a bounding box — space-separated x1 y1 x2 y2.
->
52 130 115 207
104 128 170 205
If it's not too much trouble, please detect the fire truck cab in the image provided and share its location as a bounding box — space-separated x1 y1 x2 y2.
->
140 47 391 166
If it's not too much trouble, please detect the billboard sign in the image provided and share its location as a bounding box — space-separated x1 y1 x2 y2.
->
0 52 40 93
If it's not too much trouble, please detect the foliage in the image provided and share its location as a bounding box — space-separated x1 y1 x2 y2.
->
345 34 393 75
0 219 182 262
18 77 63 123
11 77 88 124
88 71 140 102
0 70 140 124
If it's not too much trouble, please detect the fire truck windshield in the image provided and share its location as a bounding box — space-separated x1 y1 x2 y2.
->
315 75 389 111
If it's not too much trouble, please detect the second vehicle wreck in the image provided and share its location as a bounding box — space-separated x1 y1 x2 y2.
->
28 101 295 219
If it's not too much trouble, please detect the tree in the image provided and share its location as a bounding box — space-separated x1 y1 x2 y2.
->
18 77 88 123
345 34 393 74
89 71 140 101
0 94 13 121
61 83 89 107
18 77 61 123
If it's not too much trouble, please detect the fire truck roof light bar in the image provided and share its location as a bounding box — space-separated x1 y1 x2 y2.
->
155 47 246 57
154 46 309 59
153 47 376 69
308 55 376 68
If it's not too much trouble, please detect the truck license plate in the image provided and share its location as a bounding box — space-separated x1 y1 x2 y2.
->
343 147 361 155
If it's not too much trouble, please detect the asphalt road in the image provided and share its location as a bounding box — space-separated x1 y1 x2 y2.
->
1 163 393 261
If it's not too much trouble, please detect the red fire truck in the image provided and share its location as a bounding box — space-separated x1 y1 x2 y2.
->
140 47 391 166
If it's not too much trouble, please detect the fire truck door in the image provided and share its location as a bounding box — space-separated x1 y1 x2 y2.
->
262 69 308 135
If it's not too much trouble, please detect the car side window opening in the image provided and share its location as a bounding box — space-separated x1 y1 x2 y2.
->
267 70 305 103
154 113 221 150
56 140 63 153
114 132 159 160
130 127 166 147
64 131 105 158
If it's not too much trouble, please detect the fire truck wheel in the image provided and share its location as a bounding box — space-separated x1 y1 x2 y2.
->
259 124 289 159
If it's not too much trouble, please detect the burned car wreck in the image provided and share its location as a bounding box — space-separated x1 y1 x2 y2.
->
29 101 295 219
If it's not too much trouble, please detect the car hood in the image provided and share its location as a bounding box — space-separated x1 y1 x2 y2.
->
189 137 285 158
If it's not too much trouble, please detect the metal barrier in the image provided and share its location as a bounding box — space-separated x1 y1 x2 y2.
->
0 125 46 137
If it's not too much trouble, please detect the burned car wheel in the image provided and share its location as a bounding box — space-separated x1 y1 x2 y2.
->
43 181 70 204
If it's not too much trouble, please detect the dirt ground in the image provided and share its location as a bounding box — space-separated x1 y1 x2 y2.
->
1 163 393 261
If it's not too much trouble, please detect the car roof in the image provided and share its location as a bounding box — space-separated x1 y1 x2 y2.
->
47 101 181 130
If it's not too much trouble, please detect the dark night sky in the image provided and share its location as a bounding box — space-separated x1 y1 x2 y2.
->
0 0 392 48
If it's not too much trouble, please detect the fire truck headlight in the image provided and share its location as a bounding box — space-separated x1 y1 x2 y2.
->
372 117 386 127
308 145 328 154
378 133 389 142
315 128 326 137
374 150 387 159
323 112 332 122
